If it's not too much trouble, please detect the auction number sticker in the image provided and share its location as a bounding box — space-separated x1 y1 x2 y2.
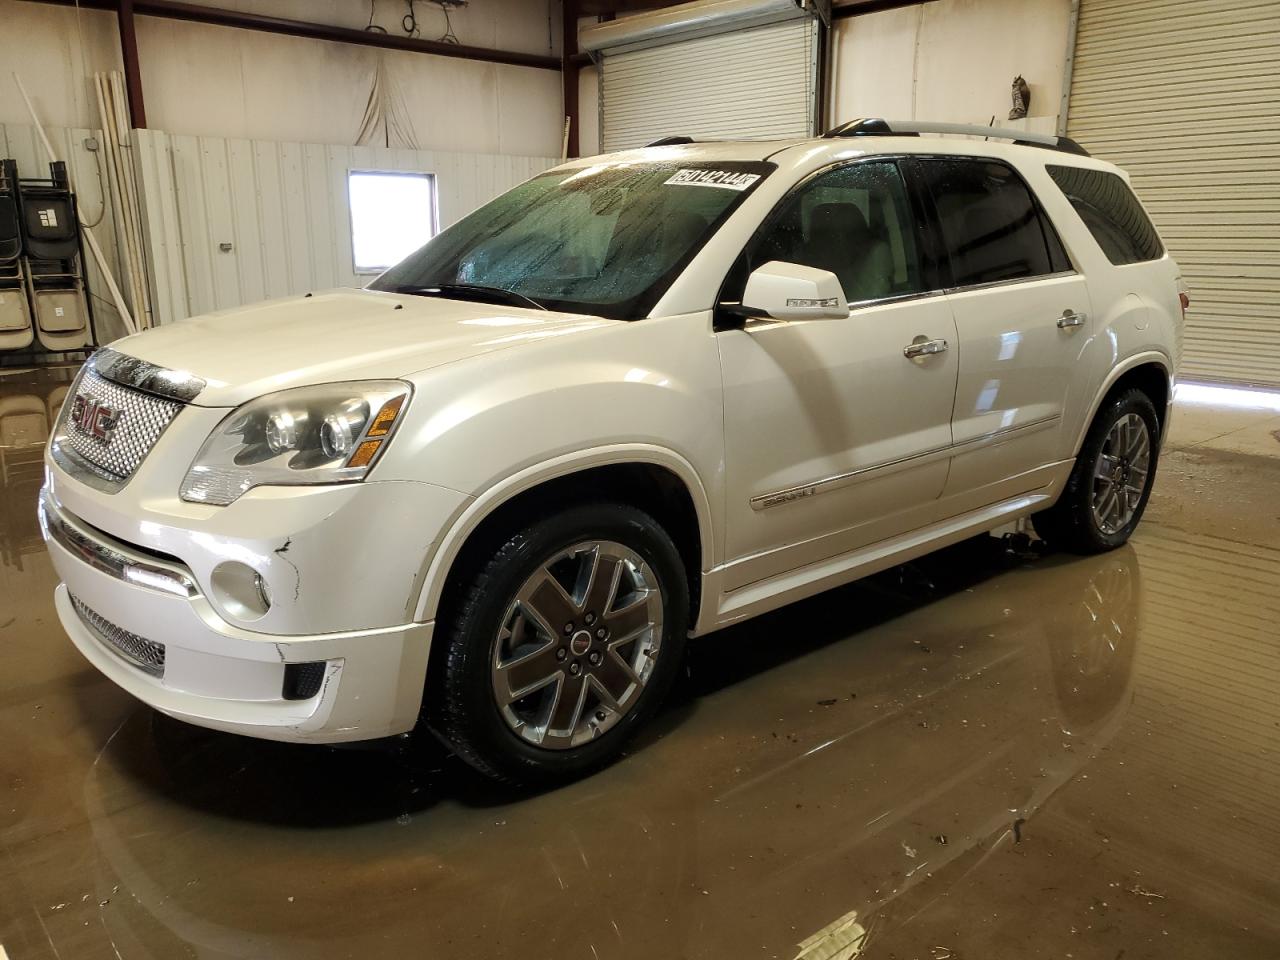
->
663 169 761 191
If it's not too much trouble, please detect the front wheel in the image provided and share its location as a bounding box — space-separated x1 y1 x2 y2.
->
427 502 689 785
1033 388 1160 554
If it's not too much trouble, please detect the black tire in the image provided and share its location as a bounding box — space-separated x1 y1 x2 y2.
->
1033 387 1160 554
427 502 689 785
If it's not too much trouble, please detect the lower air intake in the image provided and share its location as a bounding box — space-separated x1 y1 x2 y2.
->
70 594 166 678
283 661 326 701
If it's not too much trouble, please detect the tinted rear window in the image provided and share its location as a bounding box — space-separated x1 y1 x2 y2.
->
918 159 1062 287
1046 165 1164 265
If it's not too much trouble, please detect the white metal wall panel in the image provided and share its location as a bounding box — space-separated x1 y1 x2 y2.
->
133 128 185 327
1068 0 1280 387
601 19 816 152
132 130 558 323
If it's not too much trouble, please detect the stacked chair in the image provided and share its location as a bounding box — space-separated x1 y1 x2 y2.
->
18 160 93 351
0 158 95 356
0 160 33 352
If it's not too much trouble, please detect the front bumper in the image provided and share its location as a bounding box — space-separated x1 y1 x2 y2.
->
49 582 432 743
41 455 467 742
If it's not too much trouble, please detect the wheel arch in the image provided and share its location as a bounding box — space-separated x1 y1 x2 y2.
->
1072 352 1174 456
412 445 714 628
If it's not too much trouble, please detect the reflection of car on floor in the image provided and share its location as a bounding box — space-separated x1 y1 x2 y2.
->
76 543 1141 958
41 118 1183 783
1 391 53 570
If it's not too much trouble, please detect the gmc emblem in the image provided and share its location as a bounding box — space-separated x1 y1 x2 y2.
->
69 395 121 442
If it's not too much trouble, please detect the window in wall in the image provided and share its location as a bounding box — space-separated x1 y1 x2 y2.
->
348 171 437 274
723 161 926 305
918 159 1061 287
1046 165 1164 265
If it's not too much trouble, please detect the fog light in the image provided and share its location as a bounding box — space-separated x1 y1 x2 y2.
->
254 571 272 609
210 561 272 620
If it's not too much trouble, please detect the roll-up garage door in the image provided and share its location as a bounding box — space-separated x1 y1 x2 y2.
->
585 2 819 154
1067 0 1280 387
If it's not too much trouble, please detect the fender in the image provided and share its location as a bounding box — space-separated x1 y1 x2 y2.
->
1071 349 1174 455
411 443 717 625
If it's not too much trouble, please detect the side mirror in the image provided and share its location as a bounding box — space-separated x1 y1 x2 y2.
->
741 261 849 322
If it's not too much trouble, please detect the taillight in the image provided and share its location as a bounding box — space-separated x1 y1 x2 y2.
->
1179 291 1190 320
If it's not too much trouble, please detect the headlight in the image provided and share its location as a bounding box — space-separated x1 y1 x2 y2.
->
180 381 411 505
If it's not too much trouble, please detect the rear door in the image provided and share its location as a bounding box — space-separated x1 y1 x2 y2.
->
912 157 1093 502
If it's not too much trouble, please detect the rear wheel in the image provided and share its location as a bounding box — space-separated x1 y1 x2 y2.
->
428 502 688 785
1033 388 1160 554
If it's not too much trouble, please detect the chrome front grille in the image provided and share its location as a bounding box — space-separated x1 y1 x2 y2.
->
70 594 166 678
56 366 184 484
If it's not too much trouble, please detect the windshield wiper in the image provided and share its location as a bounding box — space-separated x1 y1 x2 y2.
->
390 283 548 311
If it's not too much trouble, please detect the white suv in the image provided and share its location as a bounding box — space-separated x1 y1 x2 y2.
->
40 120 1184 783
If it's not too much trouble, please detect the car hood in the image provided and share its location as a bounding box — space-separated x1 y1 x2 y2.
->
107 289 613 407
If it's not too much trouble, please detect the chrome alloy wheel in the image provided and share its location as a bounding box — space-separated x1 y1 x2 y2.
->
491 541 664 749
1091 413 1151 536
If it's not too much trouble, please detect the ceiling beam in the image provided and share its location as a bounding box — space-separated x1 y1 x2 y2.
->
17 0 561 71
832 0 939 18
115 0 146 127
576 0 687 14
563 0 580 158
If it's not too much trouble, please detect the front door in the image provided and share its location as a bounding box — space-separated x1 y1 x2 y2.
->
716 159 958 591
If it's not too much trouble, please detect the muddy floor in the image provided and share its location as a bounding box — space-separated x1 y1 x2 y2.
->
2 364 1277 959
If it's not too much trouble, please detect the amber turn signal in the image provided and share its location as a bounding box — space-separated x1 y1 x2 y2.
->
346 439 382 468
368 394 406 437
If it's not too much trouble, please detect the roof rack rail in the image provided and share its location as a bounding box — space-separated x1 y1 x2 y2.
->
822 119 1090 157
645 135 696 147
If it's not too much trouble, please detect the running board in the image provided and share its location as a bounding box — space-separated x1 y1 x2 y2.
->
706 491 1053 631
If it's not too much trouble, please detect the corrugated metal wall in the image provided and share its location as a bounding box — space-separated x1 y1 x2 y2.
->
600 19 817 152
133 129 559 324
0 122 133 345
1067 0 1280 388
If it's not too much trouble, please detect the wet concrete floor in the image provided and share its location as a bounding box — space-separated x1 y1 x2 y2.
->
2 363 1278 959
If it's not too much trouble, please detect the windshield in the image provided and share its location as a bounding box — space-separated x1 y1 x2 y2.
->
370 160 774 319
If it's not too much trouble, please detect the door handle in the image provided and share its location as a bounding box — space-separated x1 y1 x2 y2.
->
904 336 948 359
1057 309 1087 328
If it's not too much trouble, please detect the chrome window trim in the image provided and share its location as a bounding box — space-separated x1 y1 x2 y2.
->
92 348 206 403
739 286 950 329
943 268 1079 296
39 490 200 598
750 414 1061 510
846 286 949 311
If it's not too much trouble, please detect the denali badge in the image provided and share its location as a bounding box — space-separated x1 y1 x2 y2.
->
69 395 121 442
